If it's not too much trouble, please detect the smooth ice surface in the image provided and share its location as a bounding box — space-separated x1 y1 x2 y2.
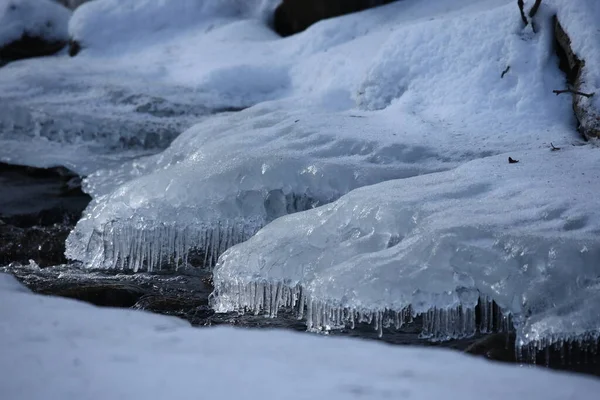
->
1 273 599 400
213 147 600 346
67 0 580 271
0 0 70 48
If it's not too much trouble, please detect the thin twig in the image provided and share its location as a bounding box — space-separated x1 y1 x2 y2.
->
553 89 595 98
550 142 561 151
528 0 542 18
517 0 528 26
501 66 510 78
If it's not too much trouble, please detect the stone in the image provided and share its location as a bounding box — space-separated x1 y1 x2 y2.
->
554 16 600 140
273 0 397 37
0 34 66 63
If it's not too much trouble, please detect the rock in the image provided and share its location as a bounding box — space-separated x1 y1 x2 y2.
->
54 0 91 10
0 163 91 267
273 0 396 37
0 0 71 65
0 223 73 267
554 16 600 140
68 39 81 56
0 35 67 63
133 294 210 321
39 281 148 308
464 333 516 363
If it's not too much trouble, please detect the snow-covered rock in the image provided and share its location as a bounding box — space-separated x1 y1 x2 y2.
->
69 0 279 53
0 0 70 63
1 272 599 400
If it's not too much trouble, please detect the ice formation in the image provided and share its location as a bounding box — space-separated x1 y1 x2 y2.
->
0 0 70 48
212 147 600 350
67 0 578 272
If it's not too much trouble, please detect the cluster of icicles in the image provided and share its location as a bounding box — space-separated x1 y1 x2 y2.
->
97 219 263 271
90 192 320 271
211 279 600 366
210 279 513 340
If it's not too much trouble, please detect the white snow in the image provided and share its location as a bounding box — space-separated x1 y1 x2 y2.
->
69 0 279 53
0 0 70 48
1 272 599 400
65 0 580 272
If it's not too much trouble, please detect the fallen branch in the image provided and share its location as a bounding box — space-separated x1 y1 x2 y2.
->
550 142 560 151
501 66 510 78
553 88 595 98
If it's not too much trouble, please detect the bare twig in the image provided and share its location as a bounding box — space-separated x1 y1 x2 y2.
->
528 0 542 18
508 157 519 164
517 0 528 26
553 88 595 98
550 142 561 151
501 66 510 78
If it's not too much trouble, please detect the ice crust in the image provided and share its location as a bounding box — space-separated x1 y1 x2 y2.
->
0 0 70 48
66 0 578 272
212 148 600 348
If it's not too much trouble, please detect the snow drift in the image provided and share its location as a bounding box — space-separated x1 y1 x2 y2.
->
2 272 599 400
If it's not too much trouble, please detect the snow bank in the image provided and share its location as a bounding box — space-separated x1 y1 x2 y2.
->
69 0 279 52
66 0 576 271
1 272 599 400
212 146 600 348
0 0 282 173
0 0 70 48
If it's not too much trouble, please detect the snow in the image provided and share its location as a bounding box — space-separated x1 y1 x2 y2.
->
65 0 578 272
0 0 70 48
1 272 599 400
69 0 280 53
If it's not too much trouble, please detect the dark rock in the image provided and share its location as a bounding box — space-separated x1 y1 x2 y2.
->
39 281 148 308
0 34 66 64
273 0 397 37
464 333 516 363
554 16 600 140
133 294 209 321
68 39 81 57
0 223 73 267
55 0 91 10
